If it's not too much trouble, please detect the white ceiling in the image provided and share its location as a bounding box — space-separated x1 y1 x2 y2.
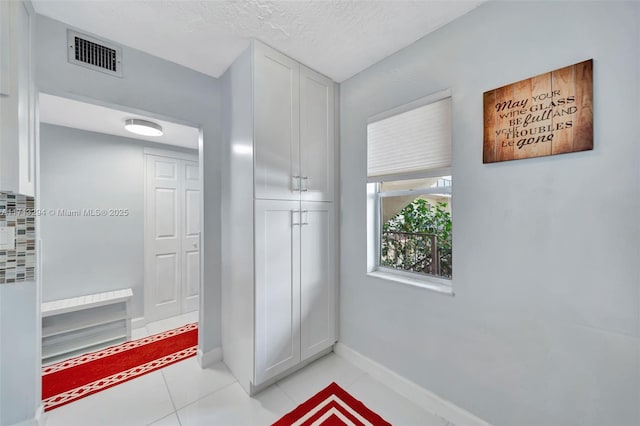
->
32 0 485 82
39 93 200 149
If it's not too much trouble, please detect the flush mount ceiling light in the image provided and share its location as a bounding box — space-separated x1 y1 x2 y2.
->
124 118 163 137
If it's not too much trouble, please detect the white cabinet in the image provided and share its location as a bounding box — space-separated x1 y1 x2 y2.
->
254 43 334 203
253 200 336 384
300 202 336 361
299 66 335 202
0 1 11 97
0 1 35 196
254 46 300 201
222 41 337 394
254 200 301 384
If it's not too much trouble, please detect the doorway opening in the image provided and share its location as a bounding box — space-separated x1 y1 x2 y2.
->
38 93 202 366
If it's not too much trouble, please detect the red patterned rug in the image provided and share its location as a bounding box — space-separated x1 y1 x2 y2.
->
42 322 198 411
273 382 391 426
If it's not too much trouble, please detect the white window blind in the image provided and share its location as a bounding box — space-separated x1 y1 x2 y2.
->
367 96 451 181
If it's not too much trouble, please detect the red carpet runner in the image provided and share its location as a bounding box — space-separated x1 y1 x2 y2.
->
42 322 198 411
273 382 391 426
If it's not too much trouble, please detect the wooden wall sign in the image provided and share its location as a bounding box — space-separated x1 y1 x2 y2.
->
483 59 593 163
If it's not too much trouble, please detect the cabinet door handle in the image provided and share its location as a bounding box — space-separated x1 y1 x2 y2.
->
301 176 309 192
292 175 301 191
301 210 309 225
291 210 301 226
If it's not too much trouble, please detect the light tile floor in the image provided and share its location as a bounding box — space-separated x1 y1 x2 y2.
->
131 311 200 340
44 312 452 426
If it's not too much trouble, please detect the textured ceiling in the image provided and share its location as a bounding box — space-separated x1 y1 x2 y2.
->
32 1 485 82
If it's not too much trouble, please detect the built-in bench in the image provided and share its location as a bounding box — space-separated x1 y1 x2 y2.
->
41 289 133 365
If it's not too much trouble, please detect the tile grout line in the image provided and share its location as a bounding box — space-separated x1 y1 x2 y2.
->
148 355 234 425
159 368 181 425
146 412 180 426
343 366 368 389
275 354 368 405
174 378 240 412
274 382 298 405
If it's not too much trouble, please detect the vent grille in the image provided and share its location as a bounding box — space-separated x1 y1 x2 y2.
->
74 37 117 72
67 30 122 77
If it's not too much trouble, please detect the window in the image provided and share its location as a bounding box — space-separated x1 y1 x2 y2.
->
367 90 452 286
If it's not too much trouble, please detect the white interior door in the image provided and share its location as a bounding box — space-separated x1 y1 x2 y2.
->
254 199 301 385
181 160 200 313
300 201 336 361
145 153 199 323
145 155 182 322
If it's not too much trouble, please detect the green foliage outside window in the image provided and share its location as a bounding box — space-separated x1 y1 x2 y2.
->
381 199 452 278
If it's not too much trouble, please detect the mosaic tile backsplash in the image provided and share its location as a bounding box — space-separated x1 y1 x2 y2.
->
0 192 36 284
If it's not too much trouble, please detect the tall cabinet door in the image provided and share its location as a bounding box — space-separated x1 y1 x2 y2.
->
181 160 200 313
254 200 301 385
300 66 334 203
0 1 9 97
0 1 18 191
16 1 34 197
145 155 182 321
0 1 35 196
300 202 336 361
254 43 300 201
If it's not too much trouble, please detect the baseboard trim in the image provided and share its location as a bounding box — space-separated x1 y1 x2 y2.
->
249 345 334 396
333 343 489 426
35 403 45 426
12 403 45 426
131 317 146 329
197 347 222 368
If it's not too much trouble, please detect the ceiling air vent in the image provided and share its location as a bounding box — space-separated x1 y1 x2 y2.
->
67 30 123 77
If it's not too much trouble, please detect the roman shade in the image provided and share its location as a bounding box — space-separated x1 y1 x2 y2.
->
367 96 451 182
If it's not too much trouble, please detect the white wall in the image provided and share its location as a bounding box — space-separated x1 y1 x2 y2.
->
33 14 222 357
339 1 639 425
39 123 196 319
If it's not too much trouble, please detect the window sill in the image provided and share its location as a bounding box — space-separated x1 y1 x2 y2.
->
367 270 454 296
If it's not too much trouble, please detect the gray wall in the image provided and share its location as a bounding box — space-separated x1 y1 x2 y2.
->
34 14 222 357
1 3 38 424
0 282 39 425
39 123 196 319
339 1 639 425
